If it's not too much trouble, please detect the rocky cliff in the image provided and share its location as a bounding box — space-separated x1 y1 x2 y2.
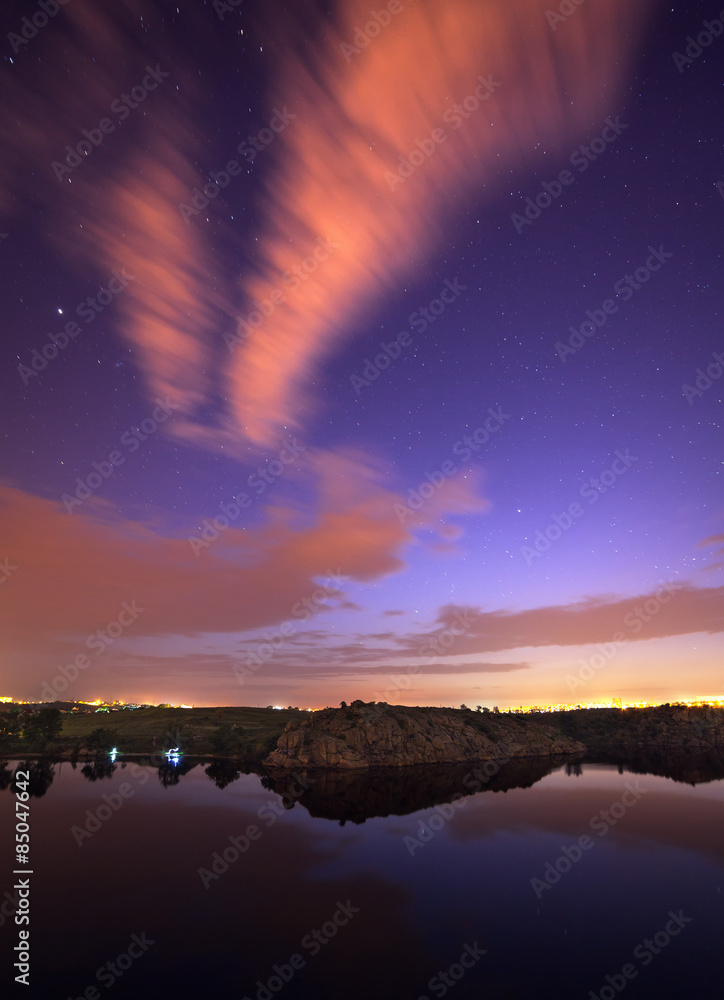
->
263 701 586 769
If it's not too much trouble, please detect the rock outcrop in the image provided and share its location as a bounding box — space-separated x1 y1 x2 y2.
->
263 701 586 769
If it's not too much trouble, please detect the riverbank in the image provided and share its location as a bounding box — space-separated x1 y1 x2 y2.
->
1 703 722 766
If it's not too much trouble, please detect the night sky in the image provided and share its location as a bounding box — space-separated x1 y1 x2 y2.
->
1 0 722 708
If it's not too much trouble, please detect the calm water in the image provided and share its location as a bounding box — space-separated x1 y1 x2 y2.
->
1 755 722 999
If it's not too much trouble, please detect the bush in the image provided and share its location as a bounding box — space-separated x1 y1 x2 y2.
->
21 709 62 747
210 723 250 757
84 728 119 754
0 713 22 741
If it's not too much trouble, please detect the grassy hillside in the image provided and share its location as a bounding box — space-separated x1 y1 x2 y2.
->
59 705 301 740
0 706 308 758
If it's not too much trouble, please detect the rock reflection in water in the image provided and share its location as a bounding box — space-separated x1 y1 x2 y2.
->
262 755 572 824
262 750 724 823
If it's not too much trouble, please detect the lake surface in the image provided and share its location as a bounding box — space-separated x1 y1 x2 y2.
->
1 754 722 999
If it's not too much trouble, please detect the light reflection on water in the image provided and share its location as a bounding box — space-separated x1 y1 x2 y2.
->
0 755 722 999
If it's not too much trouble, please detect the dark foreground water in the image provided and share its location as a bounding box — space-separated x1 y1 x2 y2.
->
1 754 722 999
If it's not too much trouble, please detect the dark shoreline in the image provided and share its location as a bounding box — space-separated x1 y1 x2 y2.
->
3 750 724 823
3 743 723 764
2 702 723 769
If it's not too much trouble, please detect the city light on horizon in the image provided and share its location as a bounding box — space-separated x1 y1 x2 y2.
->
2 695 724 715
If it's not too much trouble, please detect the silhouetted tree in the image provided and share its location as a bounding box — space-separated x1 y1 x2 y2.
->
84 728 118 755
0 713 22 742
210 723 249 757
13 760 55 797
156 758 195 788
81 759 117 781
204 759 242 789
21 709 62 748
